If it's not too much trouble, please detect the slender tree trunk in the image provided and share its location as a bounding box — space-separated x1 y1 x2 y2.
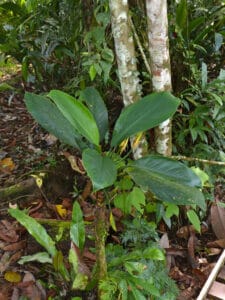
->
109 0 148 158
146 0 173 156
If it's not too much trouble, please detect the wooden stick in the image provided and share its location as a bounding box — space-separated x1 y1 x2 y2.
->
197 249 225 300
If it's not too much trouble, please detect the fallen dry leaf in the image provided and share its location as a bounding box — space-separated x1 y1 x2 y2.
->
63 151 85 174
3 240 26 252
16 272 46 300
176 223 208 239
207 247 222 256
0 220 19 243
207 238 225 248
55 204 67 219
0 157 15 173
4 271 22 283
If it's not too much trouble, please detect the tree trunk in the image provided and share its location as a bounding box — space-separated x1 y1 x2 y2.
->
146 0 173 156
109 0 148 159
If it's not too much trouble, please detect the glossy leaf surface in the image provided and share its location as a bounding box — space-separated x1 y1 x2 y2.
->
81 87 108 141
82 149 117 191
111 92 180 147
48 90 100 146
127 155 205 210
9 208 57 257
25 92 84 149
70 202 85 250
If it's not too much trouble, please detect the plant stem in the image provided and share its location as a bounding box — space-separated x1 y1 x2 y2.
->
95 192 108 299
129 15 152 77
171 155 225 166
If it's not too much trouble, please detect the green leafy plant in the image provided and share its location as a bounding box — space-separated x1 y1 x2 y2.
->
22 87 205 298
99 218 179 300
9 201 88 296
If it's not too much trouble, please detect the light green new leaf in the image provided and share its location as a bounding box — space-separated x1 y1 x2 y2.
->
82 149 117 191
70 202 85 250
114 193 131 214
81 87 108 141
187 210 201 233
127 156 205 210
48 90 100 146
9 208 57 257
143 248 165 261
19 252 52 265
127 187 145 214
165 203 179 219
25 92 85 149
111 92 180 147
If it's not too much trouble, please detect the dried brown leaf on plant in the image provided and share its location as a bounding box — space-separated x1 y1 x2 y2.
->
187 232 199 268
211 202 225 239
159 233 172 270
63 151 85 174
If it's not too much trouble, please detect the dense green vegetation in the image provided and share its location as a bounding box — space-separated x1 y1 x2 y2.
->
0 0 224 299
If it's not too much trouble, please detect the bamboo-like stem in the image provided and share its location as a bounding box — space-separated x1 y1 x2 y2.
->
197 249 225 300
128 15 152 77
171 155 225 166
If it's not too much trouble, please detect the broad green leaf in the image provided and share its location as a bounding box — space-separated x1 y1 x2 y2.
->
176 0 188 33
114 193 131 214
9 208 57 257
143 248 165 261
129 155 202 187
111 92 180 147
127 187 145 214
89 64 97 81
25 92 84 149
81 87 108 140
48 90 100 146
187 210 201 233
82 149 117 191
18 252 52 265
127 156 205 210
115 177 134 191
165 204 179 219
191 167 209 187
70 202 85 250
